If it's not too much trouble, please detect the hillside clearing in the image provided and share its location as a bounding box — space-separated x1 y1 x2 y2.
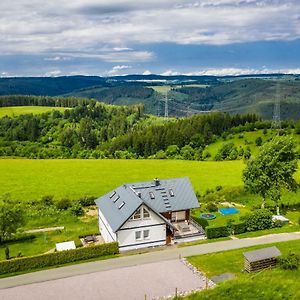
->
0 106 67 118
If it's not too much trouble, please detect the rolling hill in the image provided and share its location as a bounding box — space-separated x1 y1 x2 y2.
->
0 75 300 119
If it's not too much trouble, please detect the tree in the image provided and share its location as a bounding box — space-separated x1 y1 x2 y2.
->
0 198 25 242
243 136 298 211
255 136 263 146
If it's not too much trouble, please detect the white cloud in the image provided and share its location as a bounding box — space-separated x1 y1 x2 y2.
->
1 0 300 57
161 70 180 76
107 64 131 75
142 70 152 75
44 70 62 77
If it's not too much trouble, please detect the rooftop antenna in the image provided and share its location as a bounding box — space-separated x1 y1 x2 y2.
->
164 91 169 119
271 81 281 131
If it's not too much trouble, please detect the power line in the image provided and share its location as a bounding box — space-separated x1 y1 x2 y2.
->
164 91 169 118
271 81 281 130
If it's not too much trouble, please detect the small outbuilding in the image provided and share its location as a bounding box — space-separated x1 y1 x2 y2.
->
56 241 76 252
243 246 281 272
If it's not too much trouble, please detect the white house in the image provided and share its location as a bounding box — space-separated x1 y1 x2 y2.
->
95 177 204 251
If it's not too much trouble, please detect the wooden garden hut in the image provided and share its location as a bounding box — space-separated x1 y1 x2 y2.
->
243 246 281 272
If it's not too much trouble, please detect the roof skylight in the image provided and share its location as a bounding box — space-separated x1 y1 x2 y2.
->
118 201 125 209
149 192 155 199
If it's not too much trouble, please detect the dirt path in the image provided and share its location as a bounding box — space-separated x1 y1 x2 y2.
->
25 226 64 233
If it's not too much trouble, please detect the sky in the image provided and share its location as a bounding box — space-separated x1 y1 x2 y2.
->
1 0 300 77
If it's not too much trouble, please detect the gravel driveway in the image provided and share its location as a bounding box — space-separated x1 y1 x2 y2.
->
0 260 206 300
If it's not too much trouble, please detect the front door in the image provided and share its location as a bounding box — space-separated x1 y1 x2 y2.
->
166 226 173 245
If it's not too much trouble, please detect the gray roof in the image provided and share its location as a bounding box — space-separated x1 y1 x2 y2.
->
95 185 143 233
95 177 199 233
130 177 199 213
243 246 282 263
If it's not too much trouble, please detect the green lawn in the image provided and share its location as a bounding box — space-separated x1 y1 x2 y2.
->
0 106 67 118
205 129 300 159
0 159 246 200
0 210 98 260
183 239 300 299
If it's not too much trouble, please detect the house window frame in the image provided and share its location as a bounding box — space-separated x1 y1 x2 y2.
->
143 207 150 219
130 208 142 220
135 230 142 241
143 229 150 240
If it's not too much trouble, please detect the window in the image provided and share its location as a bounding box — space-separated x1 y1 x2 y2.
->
143 230 150 239
143 207 150 219
149 192 155 199
113 195 120 203
130 208 141 220
169 189 174 197
135 231 141 240
118 201 125 209
109 191 116 199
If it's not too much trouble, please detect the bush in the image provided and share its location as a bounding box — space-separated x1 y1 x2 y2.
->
243 209 273 232
205 202 218 212
232 222 246 234
0 234 36 245
195 217 209 229
55 198 72 210
79 196 96 207
279 252 299 270
0 242 119 275
206 225 230 239
41 195 54 206
70 202 84 216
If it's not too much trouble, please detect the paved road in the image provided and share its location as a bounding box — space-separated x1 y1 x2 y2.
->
0 231 300 290
0 260 206 300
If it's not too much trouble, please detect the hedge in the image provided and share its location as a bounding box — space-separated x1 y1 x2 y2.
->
0 242 118 275
205 225 230 239
232 222 246 235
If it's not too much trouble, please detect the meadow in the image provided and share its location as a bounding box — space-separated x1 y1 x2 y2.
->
0 106 67 118
0 159 246 200
183 239 300 299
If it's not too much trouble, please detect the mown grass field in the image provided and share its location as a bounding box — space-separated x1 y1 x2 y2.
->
205 129 300 159
0 159 246 200
183 239 300 299
0 106 67 118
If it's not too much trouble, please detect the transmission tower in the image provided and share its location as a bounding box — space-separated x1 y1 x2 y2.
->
271 81 281 130
164 92 169 118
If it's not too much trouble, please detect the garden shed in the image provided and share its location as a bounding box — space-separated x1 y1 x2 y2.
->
243 246 281 272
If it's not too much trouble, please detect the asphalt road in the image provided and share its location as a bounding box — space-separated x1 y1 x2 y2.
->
0 231 299 291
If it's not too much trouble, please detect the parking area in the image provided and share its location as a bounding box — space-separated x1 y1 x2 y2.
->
0 259 206 300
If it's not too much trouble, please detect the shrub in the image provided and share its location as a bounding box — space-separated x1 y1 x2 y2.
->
195 217 209 229
206 225 230 239
215 185 223 192
273 220 284 228
232 222 246 234
0 234 36 245
79 196 96 207
55 198 72 210
255 136 263 146
41 195 54 206
70 202 84 216
0 242 119 275
279 252 299 270
205 202 218 212
243 209 273 232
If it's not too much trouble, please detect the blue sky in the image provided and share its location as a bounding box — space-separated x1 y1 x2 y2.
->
1 0 300 77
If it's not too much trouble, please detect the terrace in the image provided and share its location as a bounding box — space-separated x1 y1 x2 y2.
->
173 219 206 243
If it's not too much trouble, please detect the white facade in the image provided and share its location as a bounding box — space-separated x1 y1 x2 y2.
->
98 208 117 243
117 205 166 251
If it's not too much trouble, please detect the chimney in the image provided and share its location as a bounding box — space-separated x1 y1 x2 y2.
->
154 178 160 186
